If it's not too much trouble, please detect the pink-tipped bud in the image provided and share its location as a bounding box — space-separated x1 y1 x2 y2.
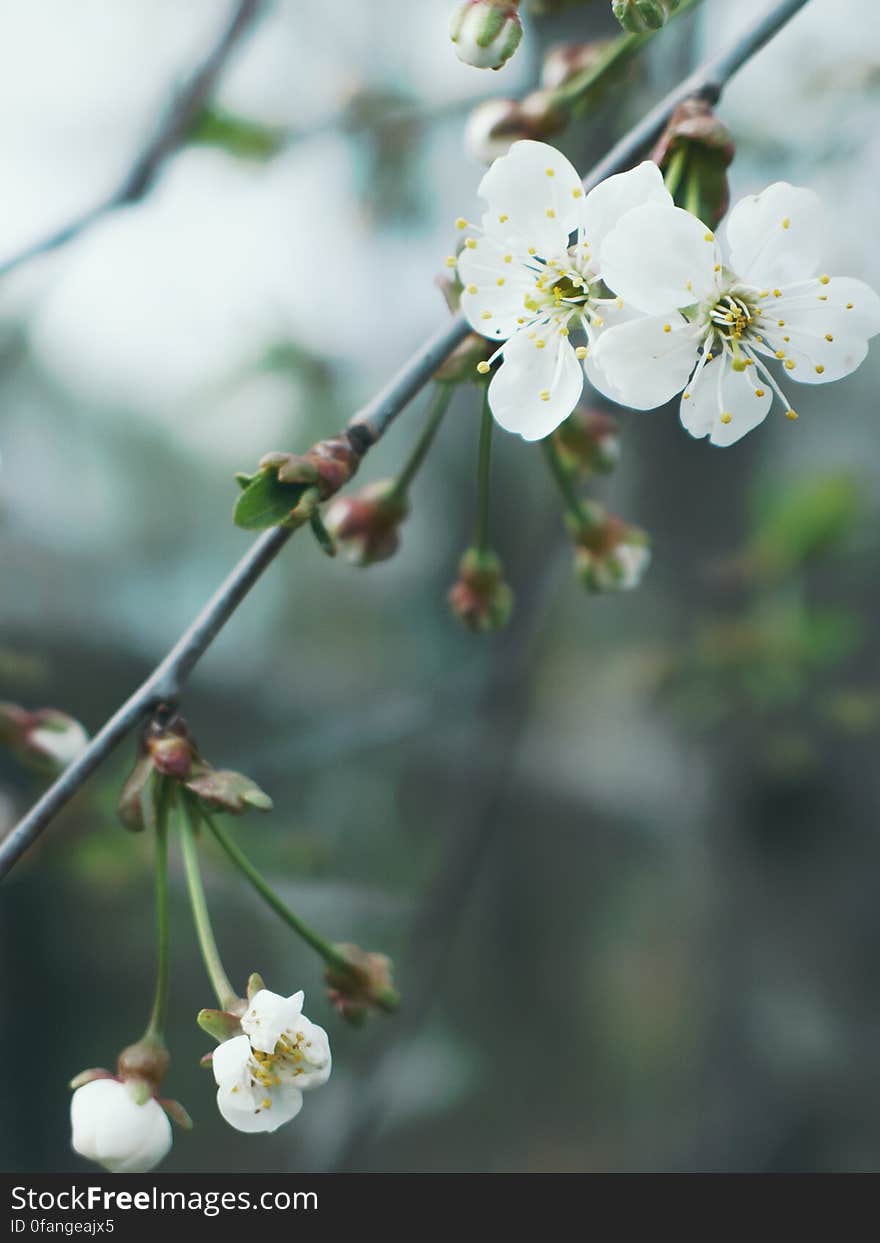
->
324 481 409 566
554 408 621 476
571 508 651 592
449 548 514 631
325 944 399 1027
0 703 88 775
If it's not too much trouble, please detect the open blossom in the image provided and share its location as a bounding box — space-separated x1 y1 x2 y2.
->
211 989 330 1134
454 140 673 440
71 1079 172 1174
592 182 880 446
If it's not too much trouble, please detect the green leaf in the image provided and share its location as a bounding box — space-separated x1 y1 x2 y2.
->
233 470 306 530
187 107 286 162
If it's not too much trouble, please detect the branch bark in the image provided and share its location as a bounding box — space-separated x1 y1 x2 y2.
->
0 0 811 880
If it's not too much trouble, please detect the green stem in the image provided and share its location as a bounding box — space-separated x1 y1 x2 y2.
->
663 144 688 197
542 436 596 533
555 0 706 112
143 778 171 1041
389 384 454 502
475 391 494 553
202 812 352 976
685 163 702 218
179 794 238 1011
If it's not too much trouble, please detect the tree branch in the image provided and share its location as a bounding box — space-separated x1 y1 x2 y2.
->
0 0 266 280
0 0 811 880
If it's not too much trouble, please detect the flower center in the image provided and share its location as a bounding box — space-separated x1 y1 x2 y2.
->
708 292 755 345
249 1031 310 1088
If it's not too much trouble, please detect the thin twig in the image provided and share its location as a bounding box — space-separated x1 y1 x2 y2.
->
0 0 265 280
0 0 811 880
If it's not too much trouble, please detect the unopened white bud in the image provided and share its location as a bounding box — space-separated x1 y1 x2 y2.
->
449 1 523 71
71 1079 172 1174
611 0 681 34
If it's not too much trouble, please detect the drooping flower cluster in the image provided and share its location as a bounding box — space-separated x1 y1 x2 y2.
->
455 140 880 447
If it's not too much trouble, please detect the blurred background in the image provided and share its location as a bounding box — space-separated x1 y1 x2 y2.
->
2 0 880 1173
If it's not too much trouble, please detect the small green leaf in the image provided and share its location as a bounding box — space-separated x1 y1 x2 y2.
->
233 469 305 530
188 107 287 162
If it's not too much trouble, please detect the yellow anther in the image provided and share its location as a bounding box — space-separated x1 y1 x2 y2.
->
481 310 492 320
559 326 569 336
759 290 770 298
785 408 799 420
815 364 825 374
455 217 467 230
773 288 782 297
499 214 509 223
496 277 505 286
820 274 830 285
818 295 828 301
663 324 672 334
685 280 693 292
572 188 583 198
782 217 791 229
535 338 546 349
777 319 785 327
444 256 457 268
539 390 550 402
261 1099 272 1110
545 168 555 177
477 361 490 374
706 352 714 362
546 208 556 218
616 297 624 309
528 247 537 256
784 359 795 370
704 231 715 242
466 284 477 294
846 302 854 310
575 346 587 360
714 264 722 272
465 238 477 249
825 333 834 341
593 315 604 327
683 391 691 401
755 388 765 397
775 349 786 359
504 254 513 263
720 413 732 424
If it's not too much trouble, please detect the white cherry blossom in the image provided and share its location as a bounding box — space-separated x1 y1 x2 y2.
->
592 182 880 446
453 140 673 440
212 989 331 1134
71 1079 172 1174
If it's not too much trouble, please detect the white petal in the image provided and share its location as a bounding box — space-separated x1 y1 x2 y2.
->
211 1035 253 1089
726 183 824 287
458 235 536 341
290 1015 333 1090
590 315 697 410
599 204 719 314
762 276 880 384
71 1080 172 1174
242 989 303 1055
478 140 581 258
680 355 771 447
489 330 582 440
217 1080 304 1134
580 160 672 251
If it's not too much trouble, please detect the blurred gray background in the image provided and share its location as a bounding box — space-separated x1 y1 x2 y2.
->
2 0 880 1173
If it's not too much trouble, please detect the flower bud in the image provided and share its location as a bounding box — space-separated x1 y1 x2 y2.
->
70 1036 186 1174
541 40 612 91
118 707 272 830
463 92 567 164
449 1 523 71
324 481 409 566
611 0 681 33
571 508 651 592
0 703 88 775
553 408 621 476
325 943 399 1027
650 97 736 227
449 548 514 631
71 1079 173 1173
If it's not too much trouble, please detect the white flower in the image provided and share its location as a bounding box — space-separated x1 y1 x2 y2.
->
592 182 880 446
454 140 673 440
212 989 331 1134
70 1079 172 1174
